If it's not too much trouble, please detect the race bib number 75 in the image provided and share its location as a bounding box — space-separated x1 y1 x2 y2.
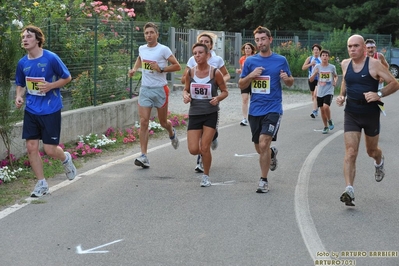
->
26 77 46 96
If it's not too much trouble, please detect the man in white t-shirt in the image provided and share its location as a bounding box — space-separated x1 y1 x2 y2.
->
128 22 181 168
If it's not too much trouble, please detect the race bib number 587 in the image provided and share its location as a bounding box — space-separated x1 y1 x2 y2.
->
190 83 212 99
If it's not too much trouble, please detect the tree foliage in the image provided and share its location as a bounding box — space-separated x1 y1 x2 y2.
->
139 0 399 40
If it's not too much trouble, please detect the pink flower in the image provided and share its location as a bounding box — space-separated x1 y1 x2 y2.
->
87 13 93 17
99 5 108 11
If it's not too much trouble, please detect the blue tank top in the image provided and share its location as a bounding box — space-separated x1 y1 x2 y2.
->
308 56 321 79
344 57 380 114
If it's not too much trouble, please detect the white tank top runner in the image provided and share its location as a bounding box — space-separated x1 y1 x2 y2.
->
190 67 212 100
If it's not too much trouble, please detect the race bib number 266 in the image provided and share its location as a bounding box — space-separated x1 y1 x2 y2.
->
251 75 271 94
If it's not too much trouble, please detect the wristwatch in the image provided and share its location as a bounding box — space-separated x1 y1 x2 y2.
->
160 67 164 73
377 91 383 98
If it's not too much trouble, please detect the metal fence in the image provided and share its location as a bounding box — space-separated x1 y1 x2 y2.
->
14 19 391 110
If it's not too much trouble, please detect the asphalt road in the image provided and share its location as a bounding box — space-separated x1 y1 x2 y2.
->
1 92 398 266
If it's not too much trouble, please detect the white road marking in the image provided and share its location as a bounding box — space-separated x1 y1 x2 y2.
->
295 130 343 261
234 153 258 157
76 239 123 254
212 180 236 185
0 101 310 220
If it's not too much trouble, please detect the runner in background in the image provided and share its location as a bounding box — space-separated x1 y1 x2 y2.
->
365 39 389 90
302 44 322 118
236 42 257 126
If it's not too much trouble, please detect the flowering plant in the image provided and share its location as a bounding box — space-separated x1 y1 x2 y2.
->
0 166 24 183
80 1 135 20
78 133 117 148
0 112 189 185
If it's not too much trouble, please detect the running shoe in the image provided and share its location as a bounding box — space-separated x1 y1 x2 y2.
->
270 146 278 171
340 188 355 206
211 138 218 150
135 154 150 168
31 180 49 197
328 119 334 130
63 152 77 180
200 175 211 187
322 127 329 134
170 128 179 150
256 178 269 193
375 155 385 182
194 155 204 173
240 118 248 126
310 110 318 118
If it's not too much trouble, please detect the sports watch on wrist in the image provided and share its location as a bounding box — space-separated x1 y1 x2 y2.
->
377 91 383 98
160 67 164 73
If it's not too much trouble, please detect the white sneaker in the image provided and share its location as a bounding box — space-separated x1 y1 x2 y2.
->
256 178 269 193
135 154 150 168
200 175 211 187
31 180 49 197
340 187 355 206
63 152 77 180
194 155 204 173
375 155 385 182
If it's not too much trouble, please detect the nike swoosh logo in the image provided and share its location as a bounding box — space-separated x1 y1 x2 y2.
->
361 75 367 77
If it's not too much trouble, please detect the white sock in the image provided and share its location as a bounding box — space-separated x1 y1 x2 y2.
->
374 158 384 167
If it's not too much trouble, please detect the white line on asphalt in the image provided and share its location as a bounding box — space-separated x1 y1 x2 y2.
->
0 101 310 220
295 130 343 261
212 180 236 185
234 153 258 157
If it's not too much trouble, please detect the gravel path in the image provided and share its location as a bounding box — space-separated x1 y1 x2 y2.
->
168 86 312 126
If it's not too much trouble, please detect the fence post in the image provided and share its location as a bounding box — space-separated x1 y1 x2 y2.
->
170 27 176 86
93 16 98 106
188 29 196 59
234 32 242 83
129 19 134 99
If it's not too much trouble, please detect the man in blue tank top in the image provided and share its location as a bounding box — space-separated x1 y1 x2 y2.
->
336 34 399 206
